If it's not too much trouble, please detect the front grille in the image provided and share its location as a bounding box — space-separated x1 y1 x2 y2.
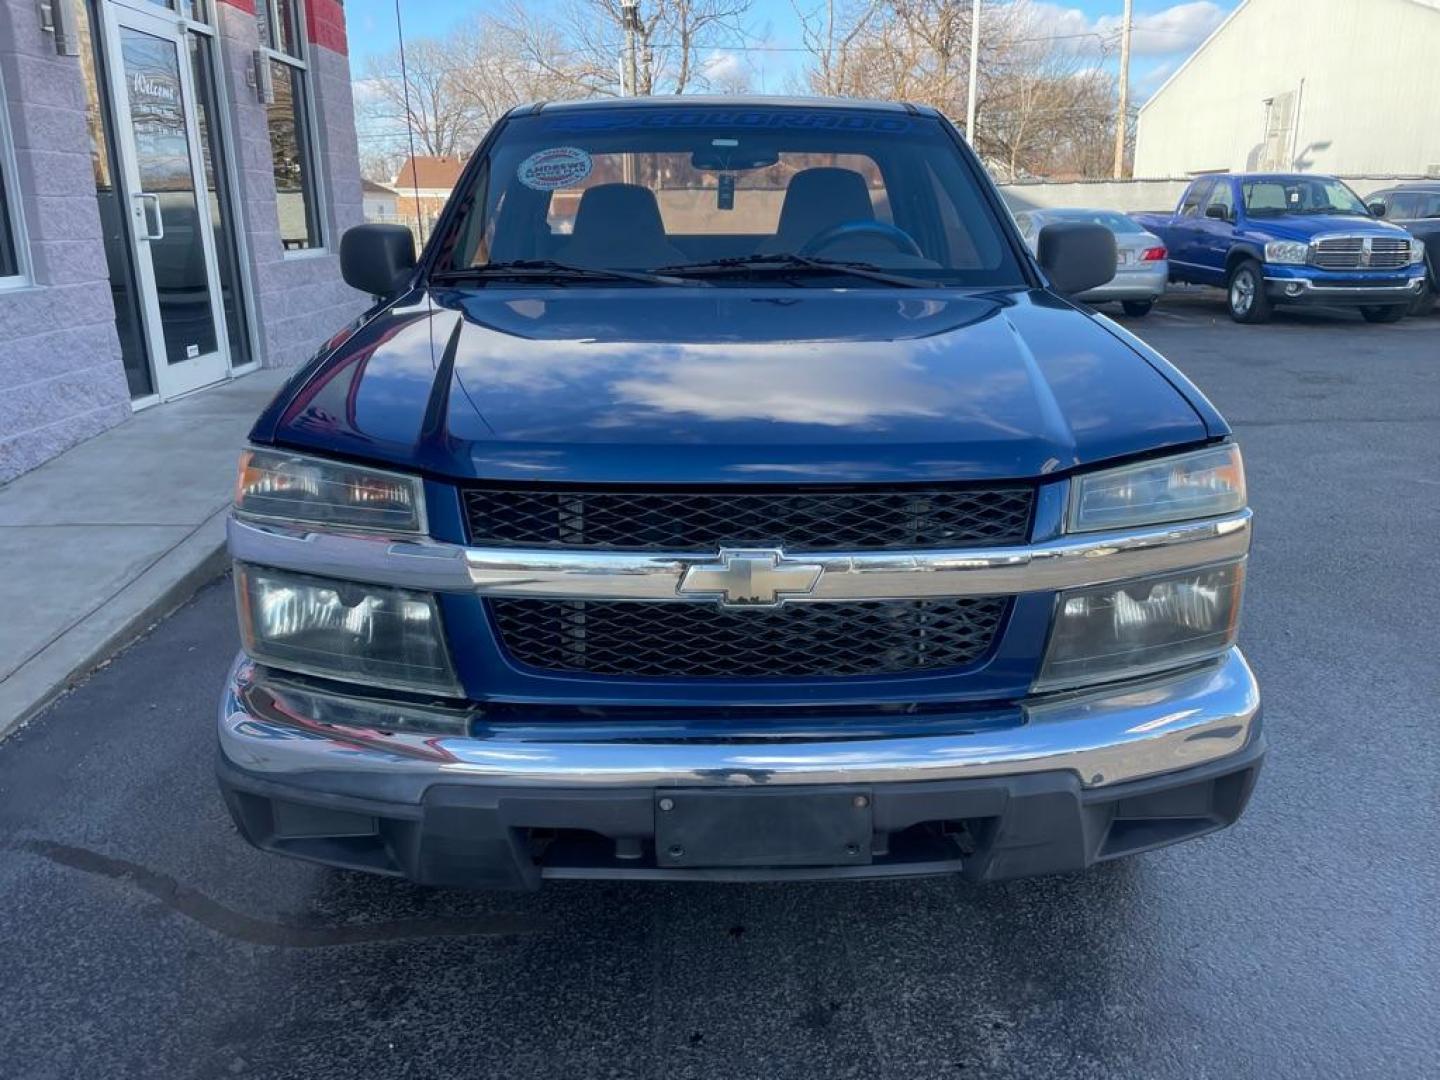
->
488 598 1009 678
1369 238 1413 268
463 486 1034 551
1311 236 1411 270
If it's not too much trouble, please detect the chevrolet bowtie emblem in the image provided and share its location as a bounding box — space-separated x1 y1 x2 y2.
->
678 549 823 607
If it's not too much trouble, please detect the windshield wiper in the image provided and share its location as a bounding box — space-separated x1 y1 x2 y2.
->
656 253 932 288
433 260 692 287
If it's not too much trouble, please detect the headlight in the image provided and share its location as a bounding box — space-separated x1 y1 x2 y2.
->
236 564 460 696
1069 444 1245 533
1411 238 1426 266
1264 240 1308 265
235 449 426 534
1035 561 1244 691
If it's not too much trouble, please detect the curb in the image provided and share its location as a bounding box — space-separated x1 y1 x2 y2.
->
0 506 232 741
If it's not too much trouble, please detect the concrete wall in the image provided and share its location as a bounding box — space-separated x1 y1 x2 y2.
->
1000 179 1193 214
998 175 1433 215
0 0 131 484
1135 0 1440 179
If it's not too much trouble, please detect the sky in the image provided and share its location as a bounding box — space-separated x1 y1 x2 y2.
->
345 0 1241 104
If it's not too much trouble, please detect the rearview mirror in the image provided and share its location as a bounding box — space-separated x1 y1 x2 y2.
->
1205 204 1230 221
1037 222 1117 296
340 224 416 298
1368 201 1386 217
690 147 780 171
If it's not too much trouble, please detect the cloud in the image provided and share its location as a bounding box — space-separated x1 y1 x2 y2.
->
1095 2 1228 57
350 77 388 104
1017 1 1228 58
700 49 747 86
1136 56 1183 97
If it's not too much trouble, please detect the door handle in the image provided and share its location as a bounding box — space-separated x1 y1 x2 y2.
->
134 193 165 242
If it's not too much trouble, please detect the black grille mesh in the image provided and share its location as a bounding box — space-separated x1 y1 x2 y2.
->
463 487 1034 551
488 598 1008 679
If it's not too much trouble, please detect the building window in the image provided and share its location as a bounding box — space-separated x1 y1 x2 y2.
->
0 80 30 286
258 0 322 251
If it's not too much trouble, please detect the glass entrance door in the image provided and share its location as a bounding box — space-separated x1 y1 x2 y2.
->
100 2 229 399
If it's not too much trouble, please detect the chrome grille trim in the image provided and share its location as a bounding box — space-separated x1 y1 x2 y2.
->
227 509 1253 603
1310 234 1412 270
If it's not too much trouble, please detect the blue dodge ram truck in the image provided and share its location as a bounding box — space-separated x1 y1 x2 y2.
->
1135 172 1426 323
218 98 1262 889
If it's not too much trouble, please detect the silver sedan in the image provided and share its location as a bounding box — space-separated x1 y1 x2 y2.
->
1014 208 1169 316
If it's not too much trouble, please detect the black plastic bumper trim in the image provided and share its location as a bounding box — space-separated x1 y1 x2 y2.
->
217 735 1264 890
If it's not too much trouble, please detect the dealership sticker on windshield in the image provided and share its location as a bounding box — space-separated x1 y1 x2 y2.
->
518 146 593 190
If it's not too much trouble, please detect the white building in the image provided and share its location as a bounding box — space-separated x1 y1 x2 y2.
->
362 179 400 224
1135 0 1440 179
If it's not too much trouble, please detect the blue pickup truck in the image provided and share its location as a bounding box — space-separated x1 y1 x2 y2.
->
217 98 1261 890
1135 173 1426 323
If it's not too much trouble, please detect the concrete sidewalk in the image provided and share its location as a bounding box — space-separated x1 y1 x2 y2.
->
0 369 289 736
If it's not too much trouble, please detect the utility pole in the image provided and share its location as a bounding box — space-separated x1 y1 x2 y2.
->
620 0 641 184
621 0 641 97
965 0 981 144
1113 0 1133 178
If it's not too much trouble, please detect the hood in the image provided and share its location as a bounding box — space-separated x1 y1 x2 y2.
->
257 287 1210 485
1252 214 1412 241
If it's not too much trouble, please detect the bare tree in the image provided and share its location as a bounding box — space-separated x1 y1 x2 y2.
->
792 0 882 96
359 39 482 158
454 15 585 120
359 147 408 185
663 0 754 92
493 0 754 98
355 0 761 186
791 0 1122 178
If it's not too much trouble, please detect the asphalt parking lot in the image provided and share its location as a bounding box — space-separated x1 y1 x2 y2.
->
1 288 1437 1080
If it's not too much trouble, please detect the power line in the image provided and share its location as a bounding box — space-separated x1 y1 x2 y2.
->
355 25 1131 82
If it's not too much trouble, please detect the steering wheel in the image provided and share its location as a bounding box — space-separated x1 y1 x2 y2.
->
799 220 923 258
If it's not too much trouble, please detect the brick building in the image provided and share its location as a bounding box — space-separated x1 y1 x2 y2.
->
0 0 368 482
389 153 464 243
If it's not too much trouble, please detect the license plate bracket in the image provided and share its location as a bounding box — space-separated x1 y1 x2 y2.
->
654 787 873 868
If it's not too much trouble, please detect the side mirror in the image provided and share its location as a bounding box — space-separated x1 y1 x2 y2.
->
1368 201 1386 217
1205 204 1230 221
340 224 416 297
1037 222 1117 296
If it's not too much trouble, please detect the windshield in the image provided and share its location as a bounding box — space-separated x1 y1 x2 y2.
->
434 106 1025 287
1242 177 1370 216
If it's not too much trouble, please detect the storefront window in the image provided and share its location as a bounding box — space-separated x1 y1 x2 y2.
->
0 86 26 284
0 162 19 282
189 33 253 366
75 2 153 395
138 0 207 16
258 0 322 251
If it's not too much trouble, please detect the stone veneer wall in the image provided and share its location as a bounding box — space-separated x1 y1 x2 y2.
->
214 0 367 371
0 0 367 484
0 0 131 483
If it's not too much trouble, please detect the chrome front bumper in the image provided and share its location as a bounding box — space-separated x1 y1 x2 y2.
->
219 648 1261 799
1264 272 1425 303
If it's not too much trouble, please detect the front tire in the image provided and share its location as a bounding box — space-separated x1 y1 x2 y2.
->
1409 274 1435 317
1121 299 1155 317
1227 260 1271 323
1360 304 1408 323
